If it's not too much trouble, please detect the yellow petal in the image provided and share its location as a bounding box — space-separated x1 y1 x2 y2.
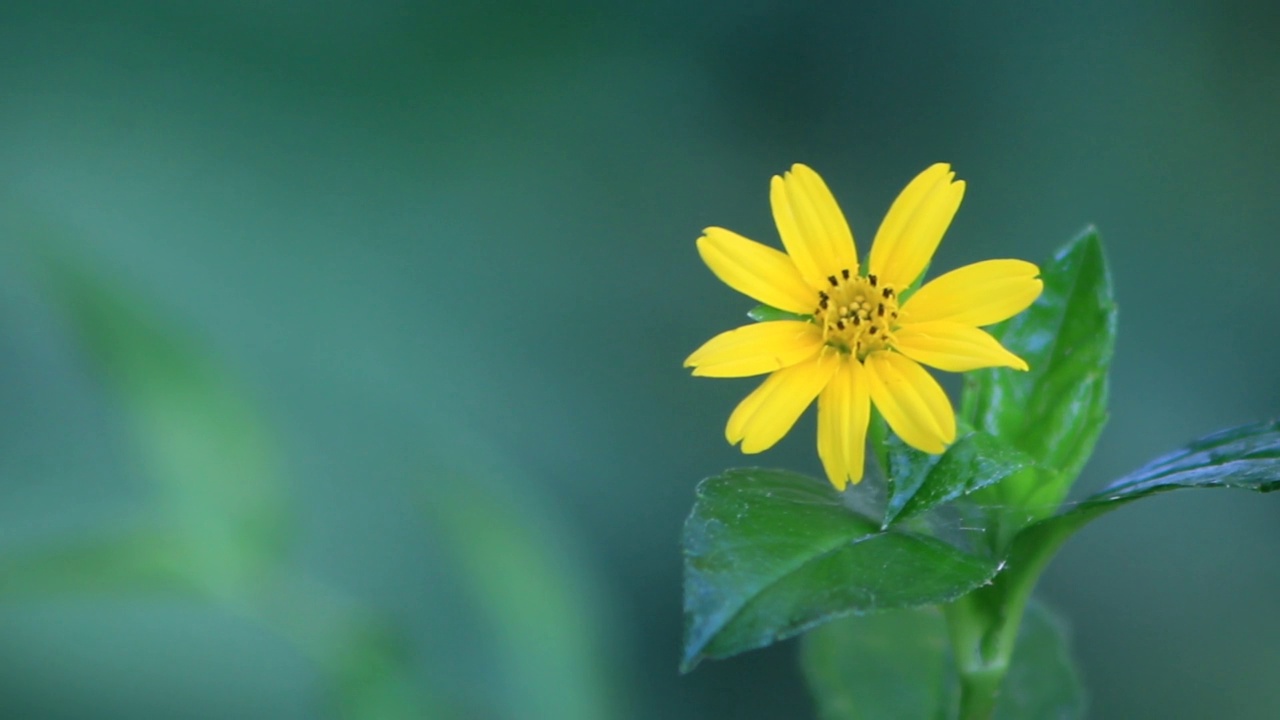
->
726 353 839 454
864 352 956 454
786 164 859 275
817 358 870 490
697 227 816 314
900 259 1043 327
894 321 1029 372
771 166 858 289
685 321 824 377
868 164 965 289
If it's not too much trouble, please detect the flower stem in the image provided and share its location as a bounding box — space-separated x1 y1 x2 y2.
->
945 513 1079 719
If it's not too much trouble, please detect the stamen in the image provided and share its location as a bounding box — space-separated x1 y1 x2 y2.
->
813 270 900 359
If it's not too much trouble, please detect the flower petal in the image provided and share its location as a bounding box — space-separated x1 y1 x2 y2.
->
864 352 956 455
685 321 824 377
697 227 815 314
817 358 870 490
771 165 858 289
900 259 1043 327
894 321 1029 372
726 352 839 454
786 164 859 275
868 164 965 289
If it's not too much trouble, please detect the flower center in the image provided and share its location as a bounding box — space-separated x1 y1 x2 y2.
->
814 269 900 359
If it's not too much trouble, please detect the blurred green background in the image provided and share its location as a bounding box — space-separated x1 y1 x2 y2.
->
2 2 1279 718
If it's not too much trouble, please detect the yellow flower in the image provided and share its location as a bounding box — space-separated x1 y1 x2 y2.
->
685 164 1043 490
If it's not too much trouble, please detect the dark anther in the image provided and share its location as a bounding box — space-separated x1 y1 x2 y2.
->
868 274 878 286
819 298 829 309
869 326 878 335
883 287 893 298
877 304 885 317
852 316 861 325
818 290 829 300
841 268 851 280
836 320 846 330
827 275 839 287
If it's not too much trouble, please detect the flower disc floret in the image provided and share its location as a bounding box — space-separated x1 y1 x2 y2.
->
815 270 899 359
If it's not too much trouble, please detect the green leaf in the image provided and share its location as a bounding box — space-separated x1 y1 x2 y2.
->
867 409 891 482
0 526 205 599
800 602 1083 720
36 250 289 598
681 469 1001 672
801 607 953 720
883 431 1037 526
1084 418 1280 501
881 433 941 522
424 475 621 720
265 577 445 720
1017 419 1280 551
961 227 1117 514
747 304 811 322
328 623 430 720
996 602 1086 720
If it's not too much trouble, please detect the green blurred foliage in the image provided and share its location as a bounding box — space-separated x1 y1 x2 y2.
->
802 603 1084 720
1 1 1279 718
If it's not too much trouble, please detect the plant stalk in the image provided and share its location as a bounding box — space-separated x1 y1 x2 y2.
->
945 514 1078 720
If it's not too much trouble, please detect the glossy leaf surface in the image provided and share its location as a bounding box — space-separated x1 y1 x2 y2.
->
681 469 1000 671
883 431 1036 526
961 228 1116 511
1018 419 1280 550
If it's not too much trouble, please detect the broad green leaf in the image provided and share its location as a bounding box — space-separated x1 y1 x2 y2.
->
1015 419 1280 553
961 228 1116 513
800 602 1083 720
36 251 289 598
883 431 1036 526
747 304 811 322
681 469 1001 671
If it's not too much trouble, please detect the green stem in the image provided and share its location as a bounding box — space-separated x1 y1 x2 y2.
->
955 665 1004 720
945 515 1080 720
946 589 1010 720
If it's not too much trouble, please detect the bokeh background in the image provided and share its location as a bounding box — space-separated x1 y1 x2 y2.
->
2 2 1279 718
